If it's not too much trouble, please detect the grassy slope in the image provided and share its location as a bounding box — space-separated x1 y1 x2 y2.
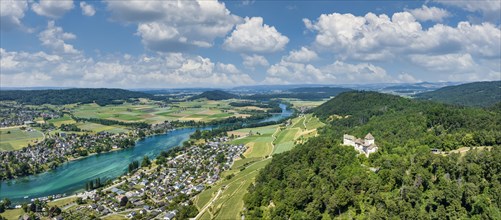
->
194 114 324 219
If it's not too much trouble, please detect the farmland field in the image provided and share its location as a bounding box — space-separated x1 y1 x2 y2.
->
75 122 129 133
72 99 253 124
47 114 77 126
0 127 44 151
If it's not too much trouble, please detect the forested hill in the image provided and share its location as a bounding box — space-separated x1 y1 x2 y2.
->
414 81 501 107
189 90 238 100
244 91 501 219
0 88 154 106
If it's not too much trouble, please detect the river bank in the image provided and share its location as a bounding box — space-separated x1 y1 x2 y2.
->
0 104 293 205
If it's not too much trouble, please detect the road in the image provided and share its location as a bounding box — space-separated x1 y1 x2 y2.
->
194 189 223 220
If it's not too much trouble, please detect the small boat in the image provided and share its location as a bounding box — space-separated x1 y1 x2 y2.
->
24 196 29 199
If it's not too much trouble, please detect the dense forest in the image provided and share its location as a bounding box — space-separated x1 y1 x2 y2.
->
188 90 239 100
244 91 501 219
415 81 501 107
0 88 155 106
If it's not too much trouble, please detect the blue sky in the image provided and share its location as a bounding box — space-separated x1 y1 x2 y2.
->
1 0 500 88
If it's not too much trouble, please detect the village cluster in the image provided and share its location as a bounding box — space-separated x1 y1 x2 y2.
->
59 137 246 219
0 122 174 181
0 104 62 127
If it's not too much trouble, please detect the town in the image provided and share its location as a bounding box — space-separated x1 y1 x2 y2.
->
0 120 175 180
18 136 247 220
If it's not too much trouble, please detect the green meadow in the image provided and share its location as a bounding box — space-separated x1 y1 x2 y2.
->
0 127 44 151
72 99 250 124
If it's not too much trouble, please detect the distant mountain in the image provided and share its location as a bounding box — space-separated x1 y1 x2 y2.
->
414 81 501 107
245 87 353 101
189 90 238 100
288 86 352 94
0 88 154 106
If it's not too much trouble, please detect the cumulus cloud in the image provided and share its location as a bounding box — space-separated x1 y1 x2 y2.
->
223 17 289 53
106 0 240 52
284 47 318 63
80 2 96 16
407 5 450 22
32 0 74 18
0 48 255 88
304 11 501 62
38 21 80 54
0 0 28 31
242 54 269 69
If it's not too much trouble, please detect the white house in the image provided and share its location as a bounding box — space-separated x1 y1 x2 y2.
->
343 133 378 157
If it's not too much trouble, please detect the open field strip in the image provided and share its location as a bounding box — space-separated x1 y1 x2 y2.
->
0 127 45 151
47 115 77 126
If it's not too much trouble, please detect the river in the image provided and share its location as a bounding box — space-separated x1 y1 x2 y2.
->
0 104 292 203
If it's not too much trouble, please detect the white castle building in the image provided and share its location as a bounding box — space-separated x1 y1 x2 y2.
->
343 133 378 157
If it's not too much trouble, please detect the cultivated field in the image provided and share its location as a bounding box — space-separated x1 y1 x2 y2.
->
0 127 44 151
72 99 255 124
287 99 328 110
47 114 77 126
194 114 324 219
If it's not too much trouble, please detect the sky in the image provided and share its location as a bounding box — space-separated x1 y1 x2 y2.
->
0 0 500 88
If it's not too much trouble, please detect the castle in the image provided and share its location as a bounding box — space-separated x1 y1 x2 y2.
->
343 133 378 157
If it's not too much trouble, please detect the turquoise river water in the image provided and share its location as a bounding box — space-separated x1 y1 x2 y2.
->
0 104 292 203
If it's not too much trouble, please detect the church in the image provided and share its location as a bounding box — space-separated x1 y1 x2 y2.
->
343 133 378 157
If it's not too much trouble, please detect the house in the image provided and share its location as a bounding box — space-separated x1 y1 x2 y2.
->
343 133 378 157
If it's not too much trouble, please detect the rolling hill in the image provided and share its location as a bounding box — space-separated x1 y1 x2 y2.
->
244 91 501 219
189 90 239 100
414 81 501 107
0 88 154 106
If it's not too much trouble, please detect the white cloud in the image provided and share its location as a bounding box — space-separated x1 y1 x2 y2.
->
407 5 450 22
265 55 394 84
0 48 255 88
223 17 289 53
32 0 74 18
242 54 269 69
433 0 501 20
409 53 475 72
80 2 95 16
304 11 501 61
397 73 421 83
266 60 326 84
0 0 28 30
284 47 318 63
106 0 240 52
321 61 392 83
38 21 80 54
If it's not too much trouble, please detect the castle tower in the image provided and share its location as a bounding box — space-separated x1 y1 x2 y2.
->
364 133 374 145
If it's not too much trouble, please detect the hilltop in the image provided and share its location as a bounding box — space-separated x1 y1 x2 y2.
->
414 81 501 107
189 90 239 100
244 91 501 219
